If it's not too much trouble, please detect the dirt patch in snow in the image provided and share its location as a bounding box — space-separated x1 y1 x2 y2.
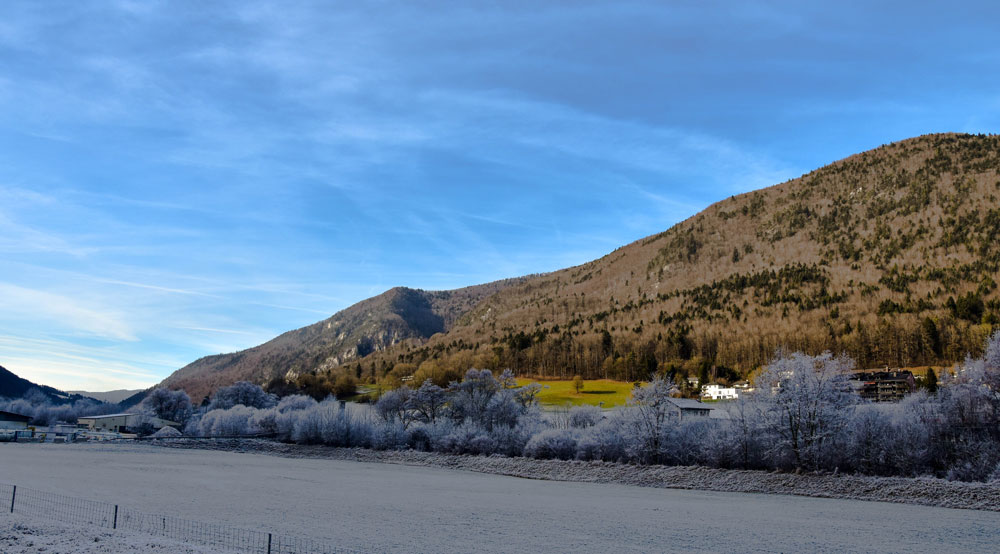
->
150 438 1000 512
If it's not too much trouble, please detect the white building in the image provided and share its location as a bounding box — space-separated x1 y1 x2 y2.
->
701 384 739 400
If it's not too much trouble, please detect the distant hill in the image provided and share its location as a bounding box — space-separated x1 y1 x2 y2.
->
161 133 1000 396
161 279 528 402
0 364 88 404
67 389 144 404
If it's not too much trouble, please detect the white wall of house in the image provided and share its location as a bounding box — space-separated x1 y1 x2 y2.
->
702 384 739 400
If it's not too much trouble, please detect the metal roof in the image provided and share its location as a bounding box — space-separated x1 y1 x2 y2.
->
0 410 31 422
667 398 713 410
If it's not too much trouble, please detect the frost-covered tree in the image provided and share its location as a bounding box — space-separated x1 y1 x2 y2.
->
375 388 414 428
985 330 1000 370
448 369 501 426
726 392 768 469
293 401 373 447
142 388 193 425
567 405 602 428
621 376 678 463
845 404 896 475
208 381 278 410
755 351 856 470
406 379 447 424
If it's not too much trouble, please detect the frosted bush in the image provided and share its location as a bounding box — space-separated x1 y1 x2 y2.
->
845 405 896 475
277 394 317 413
371 421 409 450
567 405 602 428
491 418 542 457
524 429 580 460
575 418 628 462
183 414 202 436
208 381 277 410
274 410 301 441
205 405 259 436
437 422 498 455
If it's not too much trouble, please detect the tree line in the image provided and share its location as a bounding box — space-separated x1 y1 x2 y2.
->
146 331 1000 482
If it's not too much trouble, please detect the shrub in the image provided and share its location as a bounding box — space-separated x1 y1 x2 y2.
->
567 405 603 428
209 382 277 410
575 418 627 461
524 429 580 460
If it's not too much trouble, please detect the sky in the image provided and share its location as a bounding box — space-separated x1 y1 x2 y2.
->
2 1 999 392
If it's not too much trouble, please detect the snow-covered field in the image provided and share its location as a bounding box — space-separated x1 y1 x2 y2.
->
1 512 218 553
2 442 1000 553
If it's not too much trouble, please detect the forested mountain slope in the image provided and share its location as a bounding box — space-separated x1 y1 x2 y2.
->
164 133 1000 397
0 364 85 404
354 133 1000 382
161 279 527 401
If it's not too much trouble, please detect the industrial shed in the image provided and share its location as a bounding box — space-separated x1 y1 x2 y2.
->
0 410 31 430
77 413 178 433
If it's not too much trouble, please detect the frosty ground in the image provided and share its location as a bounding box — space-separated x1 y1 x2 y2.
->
2 443 1000 553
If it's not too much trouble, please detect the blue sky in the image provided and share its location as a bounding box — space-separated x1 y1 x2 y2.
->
2 1 999 391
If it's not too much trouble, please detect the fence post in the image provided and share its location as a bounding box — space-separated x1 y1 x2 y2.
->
113 505 118 529
267 532 272 554
9 485 14 513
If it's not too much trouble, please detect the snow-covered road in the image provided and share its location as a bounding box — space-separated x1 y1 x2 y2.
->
2 442 998 553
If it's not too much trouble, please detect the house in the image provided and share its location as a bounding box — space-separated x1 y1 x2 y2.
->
77 413 178 433
665 397 714 421
701 384 739 400
0 410 31 430
850 371 916 402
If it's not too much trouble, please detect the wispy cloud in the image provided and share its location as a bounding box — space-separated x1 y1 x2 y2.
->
0 283 136 341
0 0 997 391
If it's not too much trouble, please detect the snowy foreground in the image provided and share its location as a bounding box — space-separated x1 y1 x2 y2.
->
2 442 1000 553
1 512 218 553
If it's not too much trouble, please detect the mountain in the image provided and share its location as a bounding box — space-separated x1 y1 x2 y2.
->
0 365 87 404
161 278 528 402
162 133 1000 397
67 389 144 404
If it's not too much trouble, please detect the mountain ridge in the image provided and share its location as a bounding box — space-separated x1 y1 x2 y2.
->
0 364 89 404
160 133 1000 398
161 277 530 401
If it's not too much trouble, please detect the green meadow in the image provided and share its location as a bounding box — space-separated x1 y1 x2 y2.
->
516 378 637 409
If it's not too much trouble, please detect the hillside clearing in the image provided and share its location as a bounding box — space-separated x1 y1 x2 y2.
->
516 378 635 408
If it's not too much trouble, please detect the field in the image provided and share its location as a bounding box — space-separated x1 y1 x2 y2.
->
516 378 636 408
2 442 999 553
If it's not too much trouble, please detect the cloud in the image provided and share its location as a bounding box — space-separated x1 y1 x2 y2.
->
0 283 136 341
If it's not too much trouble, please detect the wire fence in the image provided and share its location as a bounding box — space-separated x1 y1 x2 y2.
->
1 483 345 553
